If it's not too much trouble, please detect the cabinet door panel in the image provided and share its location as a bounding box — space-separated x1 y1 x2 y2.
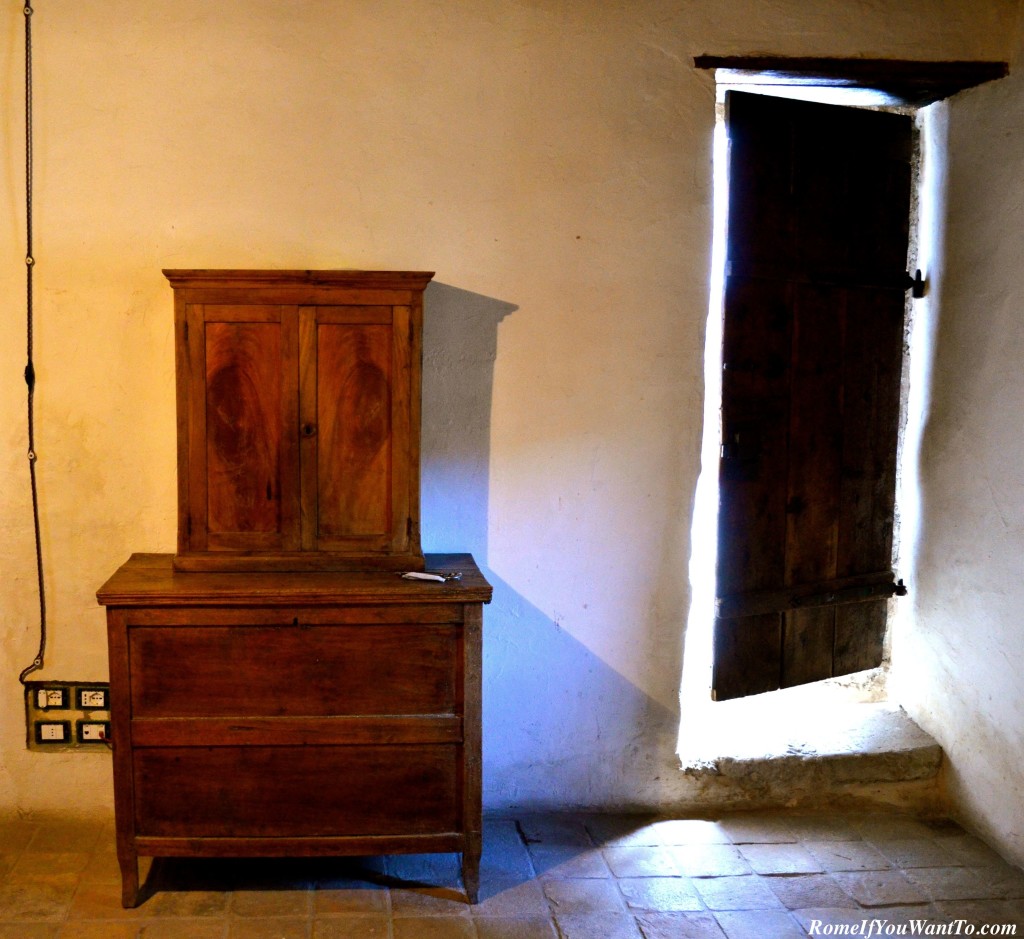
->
134 745 460 837
190 305 300 551
301 306 413 554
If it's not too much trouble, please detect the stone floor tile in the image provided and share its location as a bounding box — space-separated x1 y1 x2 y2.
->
692 875 786 911
634 912 727 939
148 889 231 917
18 881 93 921
553 911 644 939
139 921 230 939
57 923 140 939
518 815 593 847
471 878 550 917
225 918 309 939
229 888 311 918
473 916 559 939
940 835 1011 867
903 865 1013 901
783 814 863 842
542 877 626 914
674 844 751 877
765 873 857 910
832 869 929 906
26 823 103 855
386 853 464 889
313 881 389 915
871 838 958 868
8 851 92 883
920 818 968 838
852 815 938 842
528 844 612 878
312 915 390 939
0 927 58 939
602 845 681 877
714 909 806 939
390 886 472 917
482 819 535 881
793 907 937 931
585 815 662 847
0 822 38 852
718 816 798 845
80 848 124 885
392 916 477 938
936 898 1019 926
737 843 822 875
803 839 892 872
617 876 704 912
649 819 732 846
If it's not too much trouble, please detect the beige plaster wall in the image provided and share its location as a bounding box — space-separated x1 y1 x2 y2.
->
892 17 1024 866
0 0 1018 820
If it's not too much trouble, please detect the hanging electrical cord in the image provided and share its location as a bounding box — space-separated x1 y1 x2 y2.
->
19 0 46 685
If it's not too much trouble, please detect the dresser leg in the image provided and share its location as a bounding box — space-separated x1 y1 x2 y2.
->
118 849 140 908
462 840 481 904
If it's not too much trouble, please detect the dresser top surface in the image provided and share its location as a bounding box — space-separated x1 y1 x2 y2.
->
97 553 491 607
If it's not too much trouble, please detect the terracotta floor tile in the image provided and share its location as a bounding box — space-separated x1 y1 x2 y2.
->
225 917 309 939
0 881 77 921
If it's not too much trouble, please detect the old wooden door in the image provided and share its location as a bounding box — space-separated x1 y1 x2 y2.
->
713 91 912 701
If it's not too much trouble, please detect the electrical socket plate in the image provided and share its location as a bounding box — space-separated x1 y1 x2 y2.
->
24 681 111 752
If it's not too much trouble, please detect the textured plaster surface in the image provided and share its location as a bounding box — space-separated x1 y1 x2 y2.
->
0 0 1020 828
891 18 1024 867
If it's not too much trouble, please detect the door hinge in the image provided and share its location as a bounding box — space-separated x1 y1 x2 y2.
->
906 269 925 299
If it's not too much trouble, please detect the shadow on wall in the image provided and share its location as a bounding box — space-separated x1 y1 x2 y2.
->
420 283 682 811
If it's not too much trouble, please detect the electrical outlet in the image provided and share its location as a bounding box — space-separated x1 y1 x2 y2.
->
78 688 108 709
35 686 68 710
25 681 111 752
35 721 70 744
77 721 110 744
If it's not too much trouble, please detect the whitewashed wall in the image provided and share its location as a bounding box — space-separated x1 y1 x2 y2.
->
893 20 1024 866
0 1 1019 824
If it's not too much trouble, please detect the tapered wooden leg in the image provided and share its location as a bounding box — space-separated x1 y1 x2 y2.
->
462 838 481 904
118 846 139 908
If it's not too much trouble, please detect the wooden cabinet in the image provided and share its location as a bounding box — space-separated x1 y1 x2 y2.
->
97 553 491 907
166 269 433 572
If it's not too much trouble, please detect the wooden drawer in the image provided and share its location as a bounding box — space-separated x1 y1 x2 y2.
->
133 744 460 837
129 621 460 718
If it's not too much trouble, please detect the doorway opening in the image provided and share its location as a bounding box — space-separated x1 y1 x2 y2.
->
675 60 991 764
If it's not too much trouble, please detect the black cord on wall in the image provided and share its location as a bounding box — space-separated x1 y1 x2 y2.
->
19 0 47 685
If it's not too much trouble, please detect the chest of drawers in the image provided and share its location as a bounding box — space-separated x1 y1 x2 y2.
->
97 552 490 907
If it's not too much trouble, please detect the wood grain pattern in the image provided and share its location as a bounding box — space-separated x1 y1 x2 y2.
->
133 745 460 838
98 553 490 907
169 271 431 572
129 623 458 718
713 93 911 700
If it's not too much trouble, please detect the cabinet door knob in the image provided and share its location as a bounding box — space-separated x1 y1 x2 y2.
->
301 423 317 437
